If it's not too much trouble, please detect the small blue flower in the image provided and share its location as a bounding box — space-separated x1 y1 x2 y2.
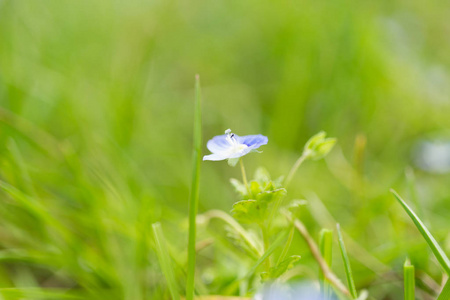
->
203 129 268 166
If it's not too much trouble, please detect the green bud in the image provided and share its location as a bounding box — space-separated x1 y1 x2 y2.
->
303 131 337 160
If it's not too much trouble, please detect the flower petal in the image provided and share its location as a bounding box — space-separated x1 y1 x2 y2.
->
206 135 233 153
237 134 268 149
203 152 230 161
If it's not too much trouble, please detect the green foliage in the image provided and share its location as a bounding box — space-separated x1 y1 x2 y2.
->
186 75 202 300
0 0 449 298
230 168 286 224
152 223 181 300
320 229 333 299
437 278 450 300
337 224 358 299
303 131 337 161
260 255 301 282
391 190 450 275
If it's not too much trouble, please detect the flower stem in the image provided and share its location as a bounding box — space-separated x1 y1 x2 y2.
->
285 153 308 188
239 159 251 196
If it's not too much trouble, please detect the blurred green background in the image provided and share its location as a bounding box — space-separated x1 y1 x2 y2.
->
0 0 449 299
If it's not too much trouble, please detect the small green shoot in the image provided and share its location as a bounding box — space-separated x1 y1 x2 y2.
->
337 223 358 299
186 75 203 300
152 223 180 300
320 229 333 299
403 259 415 300
391 190 450 275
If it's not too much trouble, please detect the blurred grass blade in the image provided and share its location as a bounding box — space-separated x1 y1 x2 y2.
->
245 231 287 279
0 288 82 299
320 229 333 299
186 74 202 300
391 190 450 275
337 224 358 299
403 259 415 300
437 278 450 300
277 225 295 265
152 223 180 300
223 232 288 295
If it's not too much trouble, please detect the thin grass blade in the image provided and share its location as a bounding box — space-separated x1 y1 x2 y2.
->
391 190 450 275
320 228 333 299
403 259 415 300
186 75 202 300
152 223 180 300
337 224 358 299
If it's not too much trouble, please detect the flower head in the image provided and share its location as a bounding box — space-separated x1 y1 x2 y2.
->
203 129 268 166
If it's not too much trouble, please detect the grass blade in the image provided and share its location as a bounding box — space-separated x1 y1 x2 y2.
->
437 278 450 300
337 224 358 299
186 74 202 300
152 223 180 300
403 259 415 300
391 190 450 275
320 229 333 299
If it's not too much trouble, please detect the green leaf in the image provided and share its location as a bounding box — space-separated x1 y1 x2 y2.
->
254 167 271 186
261 255 301 281
230 178 247 197
437 278 450 300
231 200 267 224
391 190 450 275
224 225 260 260
256 188 287 203
403 259 415 300
337 223 358 299
249 181 262 198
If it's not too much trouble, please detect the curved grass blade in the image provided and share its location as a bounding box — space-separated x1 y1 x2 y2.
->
437 278 450 300
337 224 358 299
403 259 415 300
152 223 180 300
391 190 450 275
186 75 203 300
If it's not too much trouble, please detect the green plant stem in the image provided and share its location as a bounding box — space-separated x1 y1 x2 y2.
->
285 153 308 188
198 209 262 257
240 159 251 196
403 259 415 300
186 75 202 300
283 210 351 298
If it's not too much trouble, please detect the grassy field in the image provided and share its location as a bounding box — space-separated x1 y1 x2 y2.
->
0 0 449 299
